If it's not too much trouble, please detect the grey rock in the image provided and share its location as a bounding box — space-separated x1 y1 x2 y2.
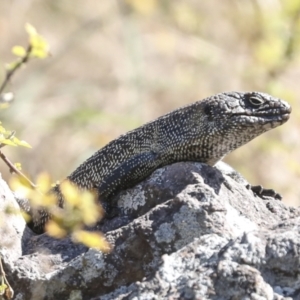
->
0 162 299 300
0 175 27 261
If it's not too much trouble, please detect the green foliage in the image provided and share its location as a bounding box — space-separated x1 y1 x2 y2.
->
10 174 110 252
0 282 8 295
0 23 109 252
1 23 50 96
25 23 50 59
11 46 26 58
10 23 49 60
0 122 31 148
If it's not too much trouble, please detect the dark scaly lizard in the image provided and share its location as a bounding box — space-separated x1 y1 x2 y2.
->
17 91 291 233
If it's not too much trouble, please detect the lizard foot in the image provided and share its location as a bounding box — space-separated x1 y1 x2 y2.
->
246 184 282 201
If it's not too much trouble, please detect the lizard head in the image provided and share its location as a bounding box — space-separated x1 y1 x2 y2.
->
197 91 291 165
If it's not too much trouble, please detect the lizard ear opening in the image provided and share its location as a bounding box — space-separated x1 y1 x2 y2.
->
204 104 212 117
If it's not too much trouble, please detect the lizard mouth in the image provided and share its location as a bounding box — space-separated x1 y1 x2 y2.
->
259 104 291 119
256 112 290 121
231 106 291 124
229 112 291 131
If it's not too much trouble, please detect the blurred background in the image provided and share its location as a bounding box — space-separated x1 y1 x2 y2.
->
0 0 299 205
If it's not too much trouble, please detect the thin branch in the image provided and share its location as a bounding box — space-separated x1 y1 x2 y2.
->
0 132 15 149
0 45 32 95
0 256 14 299
0 151 36 189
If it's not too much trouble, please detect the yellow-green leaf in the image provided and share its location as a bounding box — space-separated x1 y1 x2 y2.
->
14 162 22 171
0 283 7 295
20 211 31 223
12 46 26 57
79 191 102 225
30 48 49 59
35 172 52 193
25 23 37 37
0 139 17 146
0 126 6 134
30 35 48 49
25 23 49 59
12 137 32 148
60 181 81 206
45 220 67 238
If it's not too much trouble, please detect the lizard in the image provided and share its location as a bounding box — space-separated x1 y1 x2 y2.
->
16 91 291 234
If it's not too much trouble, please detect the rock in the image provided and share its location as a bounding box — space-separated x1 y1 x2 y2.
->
0 175 30 260
0 162 299 300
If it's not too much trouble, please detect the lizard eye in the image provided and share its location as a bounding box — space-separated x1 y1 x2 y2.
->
249 96 264 106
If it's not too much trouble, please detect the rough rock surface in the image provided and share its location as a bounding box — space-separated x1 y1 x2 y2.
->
0 162 299 300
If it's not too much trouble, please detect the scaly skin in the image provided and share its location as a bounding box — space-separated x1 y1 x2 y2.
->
20 91 291 233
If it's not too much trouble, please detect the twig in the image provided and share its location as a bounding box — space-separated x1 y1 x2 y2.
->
0 131 15 149
0 45 32 95
0 150 36 189
0 256 14 299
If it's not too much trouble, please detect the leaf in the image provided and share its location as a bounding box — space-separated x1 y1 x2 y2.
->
0 139 17 146
25 23 50 59
10 173 56 208
20 211 31 223
10 176 32 197
25 23 37 36
41 194 58 207
30 35 48 50
11 137 32 148
14 162 22 171
60 180 81 206
0 282 7 295
45 220 67 238
35 172 52 193
29 35 49 58
72 230 111 252
79 191 102 226
30 48 49 59
0 126 6 134
12 46 26 57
